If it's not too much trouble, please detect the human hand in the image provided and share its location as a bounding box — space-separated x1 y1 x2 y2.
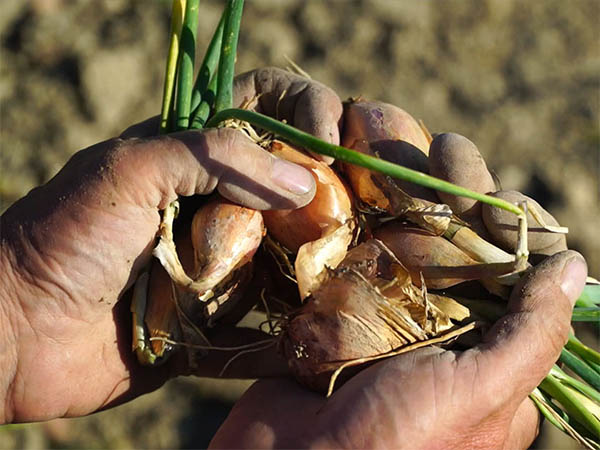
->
233 66 343 164
210 250 587 449
210 110 584 448
0 68 342 424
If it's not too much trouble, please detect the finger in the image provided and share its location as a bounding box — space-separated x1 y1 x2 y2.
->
504 397 541 449
119 116 160 139
233 67 343 164
482 190 567 253
529 234 568 266
428 132 496 217
465 250 587 408
188 326 288 379
113 127 316 210
209 377 324 449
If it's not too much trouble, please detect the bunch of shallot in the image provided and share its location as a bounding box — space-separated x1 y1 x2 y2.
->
131 2 600 445
137 99 569 396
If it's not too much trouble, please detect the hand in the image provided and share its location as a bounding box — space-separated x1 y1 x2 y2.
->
210 251 587 449
233 67 343 164
209 116 585 448
0 68 342 424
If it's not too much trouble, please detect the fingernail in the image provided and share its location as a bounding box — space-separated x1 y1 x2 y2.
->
560 255 587 305
271 159 314 195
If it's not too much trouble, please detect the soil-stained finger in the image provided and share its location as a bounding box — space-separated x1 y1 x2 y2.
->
428 132 495 216
481 190 565 252
233 67 342 163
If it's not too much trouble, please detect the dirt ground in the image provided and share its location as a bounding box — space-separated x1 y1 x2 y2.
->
0 0 598 448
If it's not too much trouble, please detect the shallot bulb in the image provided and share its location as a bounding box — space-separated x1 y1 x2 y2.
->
341 99 437 208
262 141 354 253
144 196 265 362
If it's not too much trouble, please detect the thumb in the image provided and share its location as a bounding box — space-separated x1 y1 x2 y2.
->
467 250 587 408
114 127 316 210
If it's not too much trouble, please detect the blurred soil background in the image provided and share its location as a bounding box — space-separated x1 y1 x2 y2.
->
0 0 598 448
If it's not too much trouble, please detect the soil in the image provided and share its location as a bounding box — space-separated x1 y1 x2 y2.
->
1 0 598 448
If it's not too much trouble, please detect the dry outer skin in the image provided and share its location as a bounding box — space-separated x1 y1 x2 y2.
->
281 270 412 392
341 99 437 205
144 197 264 364
190 198 264 286
281 240 428 393
295 221 354 300
482 190 565 252
2 2 598 448
188 199 264 324
145 236 191 357
428 132 496 216
280 239 466 393
343 100 431 153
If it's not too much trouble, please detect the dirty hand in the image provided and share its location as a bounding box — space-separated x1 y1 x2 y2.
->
0 67 342 424
211 251 587 449
210 121 585 448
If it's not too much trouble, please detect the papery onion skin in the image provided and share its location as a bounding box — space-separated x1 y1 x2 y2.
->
281 239 431 393
343 99 431 154
144 196 265 360
281 270 400 392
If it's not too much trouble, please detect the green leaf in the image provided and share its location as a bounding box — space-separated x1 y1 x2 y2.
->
576 284 600 308
559 349 600 391
190 11 225 116
214 0 244 113
571 307 600 322
175 0 200 130
206 109 526 217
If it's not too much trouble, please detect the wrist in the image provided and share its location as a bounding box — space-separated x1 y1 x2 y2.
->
0 241 22 424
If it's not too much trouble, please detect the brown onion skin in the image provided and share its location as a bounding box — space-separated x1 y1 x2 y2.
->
262 141 353 253
281 260 408 393
281 239 434 393
145 197 264 358
343 99 431 154
373 223 480 289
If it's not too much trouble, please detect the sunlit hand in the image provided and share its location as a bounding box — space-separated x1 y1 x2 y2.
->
210 108 585 449
0 68 342 424
211 251 587 449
